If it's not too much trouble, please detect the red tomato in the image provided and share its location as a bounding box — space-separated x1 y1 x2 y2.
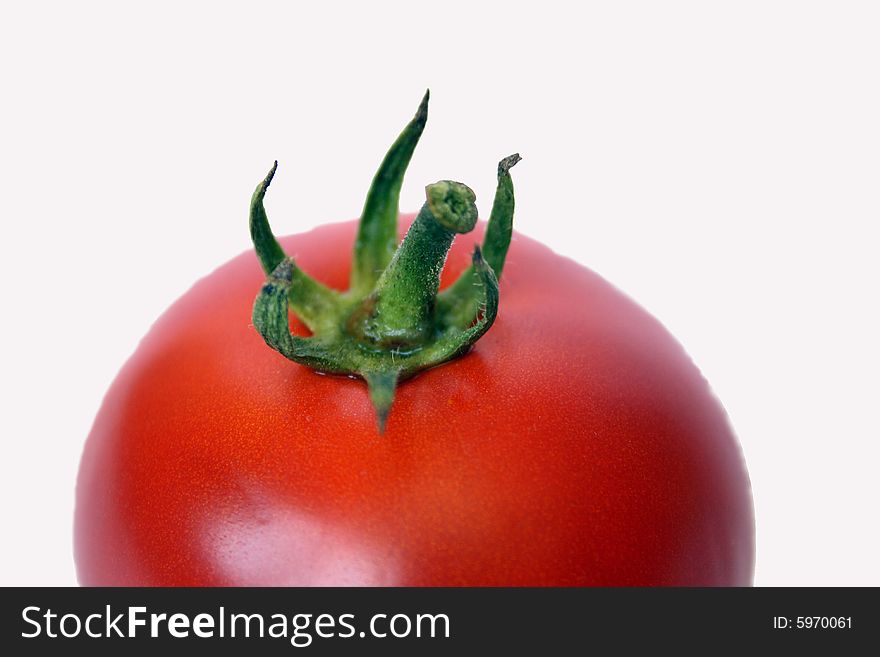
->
75 217 754 586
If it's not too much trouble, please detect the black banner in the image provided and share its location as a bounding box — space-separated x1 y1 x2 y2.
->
0 588 873 654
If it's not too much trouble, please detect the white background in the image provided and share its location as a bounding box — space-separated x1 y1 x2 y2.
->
1 1 877 586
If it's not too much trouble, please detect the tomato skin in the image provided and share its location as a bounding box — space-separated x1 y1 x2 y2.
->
75 217 754 586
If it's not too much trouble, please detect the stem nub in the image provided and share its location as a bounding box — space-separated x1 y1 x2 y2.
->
350 181 477 351
249 92 519 432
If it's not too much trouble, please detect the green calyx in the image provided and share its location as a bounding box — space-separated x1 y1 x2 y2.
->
249 90 519 432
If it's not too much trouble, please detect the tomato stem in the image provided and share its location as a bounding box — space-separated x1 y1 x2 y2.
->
249 92 518 433
348 180 477 350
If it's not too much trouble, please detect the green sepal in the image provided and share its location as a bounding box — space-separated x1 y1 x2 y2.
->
437 153 520 331
364 370 400 434
248 160 286 275
251 259 343 373
249 162 342 331
350 90 430 295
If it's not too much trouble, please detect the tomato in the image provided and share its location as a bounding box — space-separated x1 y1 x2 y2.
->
75 93 753 586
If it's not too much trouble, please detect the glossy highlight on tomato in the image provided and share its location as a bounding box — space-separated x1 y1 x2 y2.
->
75 93 754 586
